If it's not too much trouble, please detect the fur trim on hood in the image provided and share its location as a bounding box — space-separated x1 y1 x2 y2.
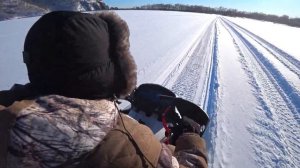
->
97 12 137 97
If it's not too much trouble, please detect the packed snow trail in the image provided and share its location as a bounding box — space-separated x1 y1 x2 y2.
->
227 20 300 77
208 18 258 168
220 18 300 167
222 18 300 118
152 15 300 167
224 19 300 96
160 19 220 167
164 20 217 106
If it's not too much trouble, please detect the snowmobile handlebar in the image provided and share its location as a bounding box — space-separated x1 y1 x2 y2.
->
123 83 210 142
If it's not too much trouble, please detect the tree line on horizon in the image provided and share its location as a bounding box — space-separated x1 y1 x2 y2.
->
110 4 300 28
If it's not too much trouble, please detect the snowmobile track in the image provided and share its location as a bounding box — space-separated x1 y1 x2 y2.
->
221 18 300 167
164 19 220 166
224 18 300 78
169 20 217 104
222 18 300 116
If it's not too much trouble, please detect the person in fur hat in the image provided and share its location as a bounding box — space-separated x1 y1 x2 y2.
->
0 11 208 168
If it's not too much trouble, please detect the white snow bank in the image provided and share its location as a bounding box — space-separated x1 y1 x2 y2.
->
116 10 216 85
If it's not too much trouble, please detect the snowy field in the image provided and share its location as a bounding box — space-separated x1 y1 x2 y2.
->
1 10 300 168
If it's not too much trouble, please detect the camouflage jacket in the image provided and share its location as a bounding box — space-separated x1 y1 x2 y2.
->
0 86 207 168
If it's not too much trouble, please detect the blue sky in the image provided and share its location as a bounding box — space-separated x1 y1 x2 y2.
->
104 0 300 18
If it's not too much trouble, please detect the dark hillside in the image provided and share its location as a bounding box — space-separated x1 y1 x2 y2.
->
0 0 109 21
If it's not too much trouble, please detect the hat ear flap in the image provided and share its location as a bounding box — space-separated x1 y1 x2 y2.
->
97 12 137 97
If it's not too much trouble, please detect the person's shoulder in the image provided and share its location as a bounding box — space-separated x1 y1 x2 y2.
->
0 83 35 107
0 89 13 107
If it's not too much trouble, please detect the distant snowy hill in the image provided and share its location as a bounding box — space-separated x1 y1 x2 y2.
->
0 0 108 21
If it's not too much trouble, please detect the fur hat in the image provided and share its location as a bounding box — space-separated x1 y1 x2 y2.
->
23 11 137 99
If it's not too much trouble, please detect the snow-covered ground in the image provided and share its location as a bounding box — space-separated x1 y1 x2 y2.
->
0 17 37 89
228 17 300 60
1 10 300 168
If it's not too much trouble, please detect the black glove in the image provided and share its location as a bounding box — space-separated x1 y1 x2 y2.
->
169 116 203 145
181 116 203 134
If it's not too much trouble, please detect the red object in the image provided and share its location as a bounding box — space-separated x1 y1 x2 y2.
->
162 106 172 144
